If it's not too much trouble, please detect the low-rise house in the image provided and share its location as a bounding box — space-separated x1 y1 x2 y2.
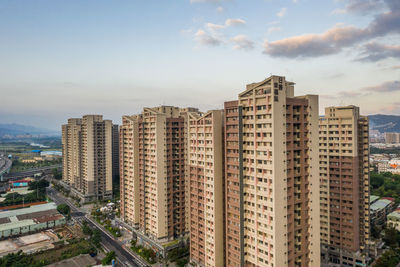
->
0 203 66 238
370 196 395 226
387 209 400 231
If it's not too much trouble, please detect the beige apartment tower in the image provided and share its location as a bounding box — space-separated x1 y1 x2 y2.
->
319 106 370 266
62 115 113 202
120 106 200 243
385 132 400 144
225 75 320 267
188 110 224 267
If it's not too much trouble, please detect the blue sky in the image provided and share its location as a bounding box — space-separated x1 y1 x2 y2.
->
0 0 399 130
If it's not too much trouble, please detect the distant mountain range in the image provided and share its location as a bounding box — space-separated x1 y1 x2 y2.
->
369 115 400 133
0 123 59 137
0 115 399 137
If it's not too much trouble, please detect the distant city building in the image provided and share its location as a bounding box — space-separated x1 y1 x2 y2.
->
376 158 400 174
385 132 400 144
62 115 113 202
369 129 383 143
120 106 199 243
319 106 370 266
224 76 320 267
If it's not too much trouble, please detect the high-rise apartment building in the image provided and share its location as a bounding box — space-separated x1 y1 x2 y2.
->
319 106 370 266
225 75 320 267
385 132 400 144
188 110 224 267
62 115 113 202
120 106 199 243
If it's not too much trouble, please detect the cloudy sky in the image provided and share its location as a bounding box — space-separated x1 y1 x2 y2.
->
0 0 399 130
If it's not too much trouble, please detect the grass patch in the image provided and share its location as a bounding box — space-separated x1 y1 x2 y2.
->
130 240 157 264
162 239 179 248
33 239 95 264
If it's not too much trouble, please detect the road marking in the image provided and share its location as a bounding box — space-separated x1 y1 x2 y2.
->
48 187 148 267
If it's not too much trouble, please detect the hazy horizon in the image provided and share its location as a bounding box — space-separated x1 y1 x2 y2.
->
0 0 399 130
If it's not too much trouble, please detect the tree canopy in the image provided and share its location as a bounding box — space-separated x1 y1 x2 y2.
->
56 204 70 215
370 172 400 203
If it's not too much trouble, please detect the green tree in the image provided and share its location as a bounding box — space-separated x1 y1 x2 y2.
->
371 173 384 188
383 227 400 248
374 249 400 267
91 229 102 248
52 168 62 180
57 204 70 215
101 251 116 265
81 221 93 236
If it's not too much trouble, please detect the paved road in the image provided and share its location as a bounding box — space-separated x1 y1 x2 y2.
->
0 155 12 178
5 164 62 179
46 186 149 267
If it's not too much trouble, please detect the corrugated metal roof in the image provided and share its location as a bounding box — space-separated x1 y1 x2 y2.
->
0 203 57 219
0 219 36 232
0 203 64 233
370 195 380 204
371 199 393 211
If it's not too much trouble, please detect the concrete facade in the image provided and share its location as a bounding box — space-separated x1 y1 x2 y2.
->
319 106 370 267
62 115 113 202
188 110 224 267
225 75 320 267
120 106 200 242
385 132 400 144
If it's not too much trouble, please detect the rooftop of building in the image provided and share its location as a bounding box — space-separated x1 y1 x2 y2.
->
370 195 380 204
388 210 400 220
0 203 57 219
371 198 394 212
0 203 64 232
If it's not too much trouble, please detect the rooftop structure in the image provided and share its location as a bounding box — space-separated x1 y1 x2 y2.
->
370 197 395 227
0 203 65 238
370 195 380 204
370 199 393 212
387 209 400 231
0 231 59 256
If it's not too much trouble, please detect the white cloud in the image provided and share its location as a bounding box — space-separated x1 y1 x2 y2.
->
277 8 287 18
216 6 224 13
195 18 246 47
231 35 254 50
293 0 298 3
206 23 225 31
363 80 400 92
205 18 246 31
264 25 366 58
194 29 222 46
225 18 246 26
357 42 400 62
263 1 400 59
